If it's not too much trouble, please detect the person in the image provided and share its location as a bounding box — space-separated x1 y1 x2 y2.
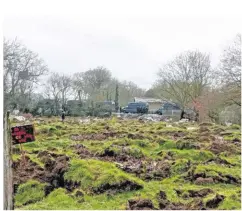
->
61 110 65 123
180 110 185 120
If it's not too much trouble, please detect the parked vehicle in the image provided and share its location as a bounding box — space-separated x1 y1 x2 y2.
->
155 102 196 119
95 101 115 112
94 101 115 117
121 102 149 114
155 102 180 115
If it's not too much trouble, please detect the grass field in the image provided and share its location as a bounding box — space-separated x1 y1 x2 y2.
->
12 117 241 210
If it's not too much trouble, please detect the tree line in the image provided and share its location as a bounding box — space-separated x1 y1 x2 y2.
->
3 38 145 115
147 34 241 123
3 34 241 123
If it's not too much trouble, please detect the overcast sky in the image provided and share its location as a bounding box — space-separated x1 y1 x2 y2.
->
3 0 242 90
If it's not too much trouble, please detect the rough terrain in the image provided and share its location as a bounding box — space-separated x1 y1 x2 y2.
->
12 117 241 210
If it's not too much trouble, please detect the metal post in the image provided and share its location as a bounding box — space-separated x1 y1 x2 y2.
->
4 111 13 210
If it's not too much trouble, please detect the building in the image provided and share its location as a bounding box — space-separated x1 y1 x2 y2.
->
134 97 168 112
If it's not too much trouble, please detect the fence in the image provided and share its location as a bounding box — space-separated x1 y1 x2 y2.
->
4 111 13 210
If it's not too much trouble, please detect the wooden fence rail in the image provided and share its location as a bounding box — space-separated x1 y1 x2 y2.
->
4 111 13 210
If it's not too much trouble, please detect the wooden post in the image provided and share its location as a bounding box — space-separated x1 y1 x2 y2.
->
4 111 13 210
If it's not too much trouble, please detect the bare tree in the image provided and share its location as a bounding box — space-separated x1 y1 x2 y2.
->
83 66 111 90
59 74 72 108
82 66 112 102
219 34 241 106
44 73 62 113
4 38 48 110
103 78 118 101
119 81 145 105
221 34 241 87
157 50 212 119
45 72 72 112
72 72 85 101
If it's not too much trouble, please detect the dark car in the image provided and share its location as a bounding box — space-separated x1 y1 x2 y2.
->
122 102 149 114
155 103 196 119
155 102 181 115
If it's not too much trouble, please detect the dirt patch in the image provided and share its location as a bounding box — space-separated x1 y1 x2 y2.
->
144 161 171 181
199 135 212 142
73 144 95 159
167 200 205 210
220 131 233 136
170 132 188 140
75 190 84 197
38 154 71 190
175 189 183 197
70 131 146 142
13 152 79 196
185 168 215 184
176 140 200 150
157 190 174 209
188 188 214 197
13 156 45 185
232 138 241 147
71 133 108 141
224 175 240 184
64 180 81 192
205 194 225 208
43 184 55 196
93 180 143 194
116 159 171 181
127 133 145 139
186 166 240 185
205 157 235 167
157 190 206 210
127 199 156 210
199 126 210 133
232 138 240 143
100 147 117 157
118 159 144 176
199 122 213 127
213 127 225 134
158 190 167 200
209 140 238 154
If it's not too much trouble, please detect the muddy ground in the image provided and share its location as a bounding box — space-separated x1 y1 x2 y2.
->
11 117 241 210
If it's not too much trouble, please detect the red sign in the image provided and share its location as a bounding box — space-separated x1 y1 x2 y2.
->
11 124 35 145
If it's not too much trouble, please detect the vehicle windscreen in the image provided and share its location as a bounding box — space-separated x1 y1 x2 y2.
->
128 103 138 108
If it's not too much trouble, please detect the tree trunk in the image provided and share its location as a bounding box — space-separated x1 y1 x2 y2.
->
62 91 65 109
195 110 199 122
91 100 94 116
78 90 81 101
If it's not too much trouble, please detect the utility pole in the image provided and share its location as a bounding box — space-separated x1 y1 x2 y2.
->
4 111 13 210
